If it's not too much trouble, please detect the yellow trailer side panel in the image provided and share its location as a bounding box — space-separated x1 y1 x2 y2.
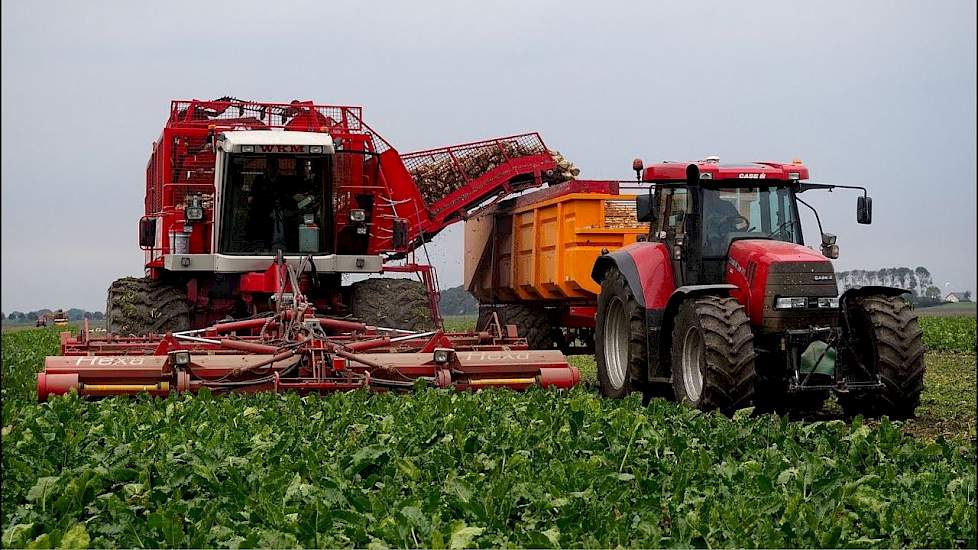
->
466 191 648 303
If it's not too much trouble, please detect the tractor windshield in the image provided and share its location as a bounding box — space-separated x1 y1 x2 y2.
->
702 186 800 257
219 155 331 255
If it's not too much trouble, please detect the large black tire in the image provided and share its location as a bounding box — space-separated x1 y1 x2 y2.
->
476 304 556 350
670 295 756 414
106 277 191 336
594 269 646 398
349 278 435 331
838 295 925 419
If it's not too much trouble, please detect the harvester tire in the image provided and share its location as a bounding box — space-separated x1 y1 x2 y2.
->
350 278 435 332
670 295 756 414
838 294 925 419
594 268 646 398
476 304 556 350
105 277 191 336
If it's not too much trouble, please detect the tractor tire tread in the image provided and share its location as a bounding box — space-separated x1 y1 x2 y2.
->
671 295 756 414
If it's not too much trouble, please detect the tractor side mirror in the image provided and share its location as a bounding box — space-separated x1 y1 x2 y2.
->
636 193 655 222
139 218 157 248
857 195 872 224
821 233 839 259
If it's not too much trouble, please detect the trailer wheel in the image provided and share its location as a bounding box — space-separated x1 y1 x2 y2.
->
476 304 556 350
670 295 756 414
106 277 191 336
350 278 435 332
838 294 925 419
595 268 647 398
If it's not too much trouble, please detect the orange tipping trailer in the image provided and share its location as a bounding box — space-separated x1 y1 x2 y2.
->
465 180 648 352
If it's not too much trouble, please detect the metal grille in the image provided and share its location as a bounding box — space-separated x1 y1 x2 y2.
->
167 99 392 154
401 133 548 205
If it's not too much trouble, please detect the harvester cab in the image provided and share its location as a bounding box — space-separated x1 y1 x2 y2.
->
594 157 924 418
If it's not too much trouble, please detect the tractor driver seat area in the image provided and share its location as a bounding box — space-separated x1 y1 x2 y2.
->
220 156 328 255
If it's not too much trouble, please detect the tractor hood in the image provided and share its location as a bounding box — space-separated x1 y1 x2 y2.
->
728 239 830 267
726 239 838 328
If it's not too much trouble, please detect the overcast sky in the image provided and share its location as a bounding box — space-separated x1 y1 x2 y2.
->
2 1 975 312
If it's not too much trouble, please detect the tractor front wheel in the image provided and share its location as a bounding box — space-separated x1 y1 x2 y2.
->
105 277 191 336
670 295 756 414
595 268 647 398
838 294 925 419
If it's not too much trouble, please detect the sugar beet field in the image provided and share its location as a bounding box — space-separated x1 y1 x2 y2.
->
2 318 976 548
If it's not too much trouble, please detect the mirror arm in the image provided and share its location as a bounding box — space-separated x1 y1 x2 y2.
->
796 196 824 237
797 182 868 199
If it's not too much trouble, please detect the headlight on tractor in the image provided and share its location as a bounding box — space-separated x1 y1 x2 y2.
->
775 297 840 309
818 297 840 308
776 297 809 310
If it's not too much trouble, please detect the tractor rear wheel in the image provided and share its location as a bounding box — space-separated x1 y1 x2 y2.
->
670 295 756 414
595 268 646 398
349 278 435 332
105 277 191 336
476 304 556 350
838 294 925 419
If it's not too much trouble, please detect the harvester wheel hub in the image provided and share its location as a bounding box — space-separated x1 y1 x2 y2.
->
681 327 705 402
603 296 629 390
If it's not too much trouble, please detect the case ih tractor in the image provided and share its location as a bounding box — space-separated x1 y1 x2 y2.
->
35 98 585 400
591 158 925 417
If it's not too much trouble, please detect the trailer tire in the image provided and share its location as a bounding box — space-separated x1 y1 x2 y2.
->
106 277 191 336
350 278 435 332
476 304 556 350
838 294 925 419
595 268 646 398
670 295 756 414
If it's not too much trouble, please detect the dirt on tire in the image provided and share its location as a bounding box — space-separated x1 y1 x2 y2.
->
839 294 926 419
105 277 191 336
593 269 647 398
476 304 556 351
349 278 434 332
670 295 757 414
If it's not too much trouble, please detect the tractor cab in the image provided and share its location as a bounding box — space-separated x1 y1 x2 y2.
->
634 157 856 287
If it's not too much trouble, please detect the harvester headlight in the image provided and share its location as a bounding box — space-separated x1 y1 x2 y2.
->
241 145 255 153
186 207 204 221
170 350 191 367
818 297 840 309
433 348 454 364
308 145 325 154
775 297 809 310
349 209 366 222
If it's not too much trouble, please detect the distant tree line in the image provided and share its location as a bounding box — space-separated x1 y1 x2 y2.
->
439 286 478 316
836 266 947 307
2 309 105 322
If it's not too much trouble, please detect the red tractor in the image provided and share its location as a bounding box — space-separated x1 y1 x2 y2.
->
592 158 925 417
109 98 570 334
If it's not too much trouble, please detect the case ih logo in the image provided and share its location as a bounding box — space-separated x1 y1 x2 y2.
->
814 274 834 281
259 145 306 153
738 173 767 179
